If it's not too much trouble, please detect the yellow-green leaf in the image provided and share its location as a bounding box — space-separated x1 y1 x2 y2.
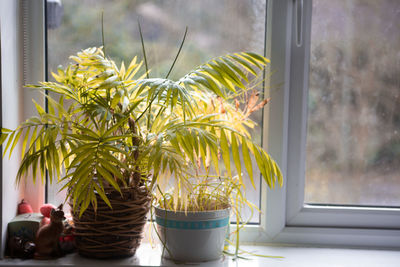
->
20 128 30 159
97 163 121 193
33 100 45 115
241 136 254 188
4 131 16 157
220 129 231 177
29 127 38 151
93 182 112 209
252 143 270 187
231 132 242 184
9 129 22 159
0 133 9 146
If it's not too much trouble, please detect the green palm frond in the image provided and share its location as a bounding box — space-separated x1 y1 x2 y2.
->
131 78 195 119
178 52 269 98
0 45 282 217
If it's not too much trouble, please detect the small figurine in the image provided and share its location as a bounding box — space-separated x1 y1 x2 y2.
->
40 203 56 218
17 199 33 215
39 203 56 227
34 204 65 259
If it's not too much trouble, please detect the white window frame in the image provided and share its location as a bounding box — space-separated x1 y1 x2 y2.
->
20 0 400 249
238 0 400 248
284 0 400 231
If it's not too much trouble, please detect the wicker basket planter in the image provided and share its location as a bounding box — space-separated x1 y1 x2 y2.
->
72 186 151 259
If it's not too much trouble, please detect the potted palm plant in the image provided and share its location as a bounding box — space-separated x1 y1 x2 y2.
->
1 33 281 259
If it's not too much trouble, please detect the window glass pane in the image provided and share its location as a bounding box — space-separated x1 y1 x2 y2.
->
305 0 400 206
47 0 266 223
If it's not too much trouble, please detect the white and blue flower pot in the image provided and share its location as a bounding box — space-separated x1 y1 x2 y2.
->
154 206 230 262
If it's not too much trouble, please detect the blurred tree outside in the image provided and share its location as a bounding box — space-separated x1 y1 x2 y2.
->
305 0 400 206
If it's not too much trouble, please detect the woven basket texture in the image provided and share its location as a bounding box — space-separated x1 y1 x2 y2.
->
72 186 151 259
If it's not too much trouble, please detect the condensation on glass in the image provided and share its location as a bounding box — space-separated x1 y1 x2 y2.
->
305 0 400 206
46 0 267 223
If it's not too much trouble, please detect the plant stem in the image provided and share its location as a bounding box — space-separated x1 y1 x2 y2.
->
165 26 188 79
134 90 161 124
138 20 149 79
137 20 152 129
101 11 106 58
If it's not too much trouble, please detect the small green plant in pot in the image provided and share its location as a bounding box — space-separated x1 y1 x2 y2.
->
154 175 246 262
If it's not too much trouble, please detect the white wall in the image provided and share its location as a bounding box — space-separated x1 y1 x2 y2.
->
19 0 45 217
0 0 23 258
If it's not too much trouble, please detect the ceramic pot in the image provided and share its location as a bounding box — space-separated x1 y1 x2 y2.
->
154 206 230 262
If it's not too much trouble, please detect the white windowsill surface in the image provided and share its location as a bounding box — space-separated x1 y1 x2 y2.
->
0 243 399 267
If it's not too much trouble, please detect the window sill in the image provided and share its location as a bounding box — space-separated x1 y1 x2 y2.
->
0 243 399 267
